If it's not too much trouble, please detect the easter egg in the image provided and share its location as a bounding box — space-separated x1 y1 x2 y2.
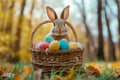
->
69 42 78 49
59 39 69 50
33 41 42 49
49 40 60 51
62 39 68 42
77 42 83 49
44 36 54 43
40 42 49 50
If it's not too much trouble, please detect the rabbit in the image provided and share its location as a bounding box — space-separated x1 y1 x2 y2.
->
31 5 77 46
46 5 76 41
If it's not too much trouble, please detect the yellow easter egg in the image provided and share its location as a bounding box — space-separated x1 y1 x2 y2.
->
69 42 78 49
49 40 60 51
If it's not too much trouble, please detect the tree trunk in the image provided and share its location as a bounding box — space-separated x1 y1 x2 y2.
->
2 0 14 34
73 0 96 60
115 0 120 60
13 0 26 52
104 0 116 61
82 0 96 60
27 0 35 50
28 0 35 28
5 0 14 34
97 0 104 60
0 0 7 32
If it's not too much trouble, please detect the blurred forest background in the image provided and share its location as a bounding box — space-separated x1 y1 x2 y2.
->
0 0 120 62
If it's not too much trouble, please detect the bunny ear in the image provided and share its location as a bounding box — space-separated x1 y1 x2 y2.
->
60 5 70 20
46 7 58 21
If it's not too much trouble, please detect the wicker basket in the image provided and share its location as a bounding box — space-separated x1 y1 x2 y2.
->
30 20 84 72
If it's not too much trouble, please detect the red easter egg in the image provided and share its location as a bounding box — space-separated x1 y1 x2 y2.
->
40 42 49 50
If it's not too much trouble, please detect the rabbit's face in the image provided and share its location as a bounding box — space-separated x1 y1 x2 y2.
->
46 6 70 36
51 19 68 36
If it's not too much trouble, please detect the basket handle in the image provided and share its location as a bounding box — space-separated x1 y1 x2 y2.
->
65 21 78 42
30 20 78 48
30 20 52 48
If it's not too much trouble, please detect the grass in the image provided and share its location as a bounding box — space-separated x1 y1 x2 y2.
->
0 61 120 80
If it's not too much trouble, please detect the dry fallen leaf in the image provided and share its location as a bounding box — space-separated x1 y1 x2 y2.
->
113 70 120 78
0 68 4 76
63 69 75 80
85 65 100 76
23 66 32 76
54 69 75 80
45 69 75 80
14 74 23 80
45 76 50 80
54 75 63 80
34 69 43 80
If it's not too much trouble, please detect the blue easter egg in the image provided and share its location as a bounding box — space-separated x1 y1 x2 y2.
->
45 36 54 43
59 39 69 50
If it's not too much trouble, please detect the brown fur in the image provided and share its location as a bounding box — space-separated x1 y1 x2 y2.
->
46 6 71 41
48 33 71 41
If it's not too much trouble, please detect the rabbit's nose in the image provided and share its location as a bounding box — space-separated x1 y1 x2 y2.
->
59 28 61 30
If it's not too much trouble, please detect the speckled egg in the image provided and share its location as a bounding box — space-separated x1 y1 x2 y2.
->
59 39 69 50
49 40 60 51
33 41 42 49
44 36 54 43
40 42 49 50
77 42 83 49
69 42 78 49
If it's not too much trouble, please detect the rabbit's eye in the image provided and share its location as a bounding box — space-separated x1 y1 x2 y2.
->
54 23 55 26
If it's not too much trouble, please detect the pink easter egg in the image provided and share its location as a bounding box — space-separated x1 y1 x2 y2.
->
33 41 42 49
40 42 49 50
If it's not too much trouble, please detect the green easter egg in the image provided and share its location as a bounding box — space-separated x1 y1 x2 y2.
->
45 36 54 43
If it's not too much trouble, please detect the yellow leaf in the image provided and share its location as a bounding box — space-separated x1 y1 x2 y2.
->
14 75 23 80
